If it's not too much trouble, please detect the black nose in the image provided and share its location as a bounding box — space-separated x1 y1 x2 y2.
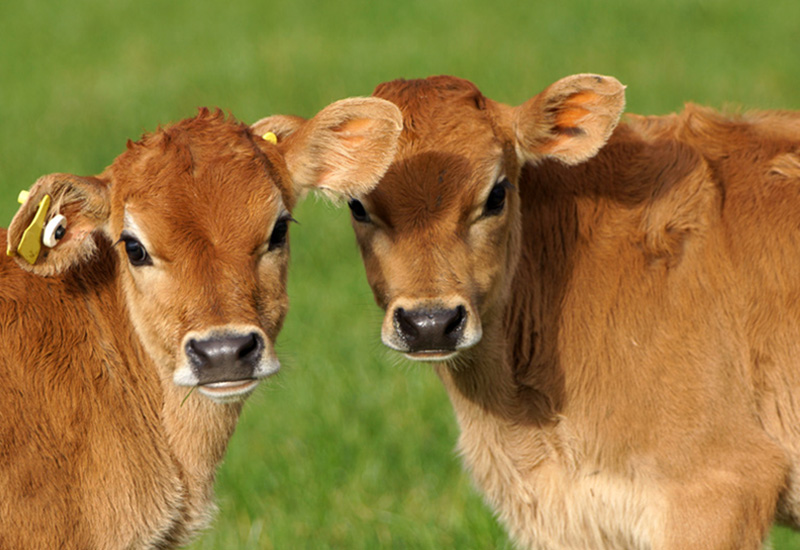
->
185 332 264 384
393 306 466 352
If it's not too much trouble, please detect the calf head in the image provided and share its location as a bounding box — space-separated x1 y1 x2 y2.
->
7 99 402 401
345 75 624 361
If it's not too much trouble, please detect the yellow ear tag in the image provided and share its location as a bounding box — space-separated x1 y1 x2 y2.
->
6 190 33 257
262 131 278 145
15 194 51 265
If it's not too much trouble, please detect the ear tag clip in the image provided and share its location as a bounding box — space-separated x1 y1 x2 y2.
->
262 131 278 145
15 194 52 265
43 214 68 248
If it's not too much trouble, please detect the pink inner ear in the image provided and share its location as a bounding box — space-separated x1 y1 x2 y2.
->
333 117 375 134
537 91 605 155
333 118 375 139
330 118 378 148
554 91 600 129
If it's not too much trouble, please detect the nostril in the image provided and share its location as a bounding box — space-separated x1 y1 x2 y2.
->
186 338 206 362
238 332 262 361
445 305 466 337
394 307 419 340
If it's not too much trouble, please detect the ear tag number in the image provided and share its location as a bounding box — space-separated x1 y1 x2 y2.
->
15 194 52 264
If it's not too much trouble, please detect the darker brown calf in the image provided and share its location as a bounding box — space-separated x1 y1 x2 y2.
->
0 99 401 549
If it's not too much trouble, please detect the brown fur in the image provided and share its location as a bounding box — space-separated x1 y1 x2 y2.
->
0 100 401 549
347 75 800 548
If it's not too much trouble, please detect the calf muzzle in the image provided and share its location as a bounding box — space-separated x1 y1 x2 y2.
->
185 331 264 385
393 305 466 354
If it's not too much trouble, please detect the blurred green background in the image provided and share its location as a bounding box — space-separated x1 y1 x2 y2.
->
2 0 799 548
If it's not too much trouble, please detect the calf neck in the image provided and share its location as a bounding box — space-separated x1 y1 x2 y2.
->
345 75 800 548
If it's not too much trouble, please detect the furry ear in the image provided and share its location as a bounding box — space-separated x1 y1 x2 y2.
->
7 173 110 276
264 97 403 199
514 74 625 165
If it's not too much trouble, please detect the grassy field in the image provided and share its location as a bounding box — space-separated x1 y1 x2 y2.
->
2 0 800 548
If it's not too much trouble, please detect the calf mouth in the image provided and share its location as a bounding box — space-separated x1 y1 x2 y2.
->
198 378 261 402
403 350 460 362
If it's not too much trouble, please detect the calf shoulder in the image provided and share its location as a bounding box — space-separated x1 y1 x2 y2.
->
0 234 188 548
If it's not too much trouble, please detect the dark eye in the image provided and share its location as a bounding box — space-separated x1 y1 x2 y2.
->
121 236 151 266
348 199 370 223
483 178 508 217
268 217 291 251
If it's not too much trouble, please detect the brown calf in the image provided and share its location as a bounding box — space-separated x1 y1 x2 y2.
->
0 99 401 549
338 75 799 548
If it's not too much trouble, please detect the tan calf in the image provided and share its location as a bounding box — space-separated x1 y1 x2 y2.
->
337 75 798 548
0 99 401 549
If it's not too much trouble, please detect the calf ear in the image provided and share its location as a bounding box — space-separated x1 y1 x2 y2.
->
7 173 110 276
514 74 625 165
273 97 403 199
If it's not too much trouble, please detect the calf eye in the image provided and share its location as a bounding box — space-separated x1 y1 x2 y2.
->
268 216 291 251
483 178 509 217
121 236 152 267
348 199 370 223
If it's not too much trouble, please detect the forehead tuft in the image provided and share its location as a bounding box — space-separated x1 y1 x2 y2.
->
110 109 293 206
373 76 485 111
106 109 291 255
126 108 251 157
373 77 493 146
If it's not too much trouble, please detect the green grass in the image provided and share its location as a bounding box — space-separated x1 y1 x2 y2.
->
2 0 800 547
